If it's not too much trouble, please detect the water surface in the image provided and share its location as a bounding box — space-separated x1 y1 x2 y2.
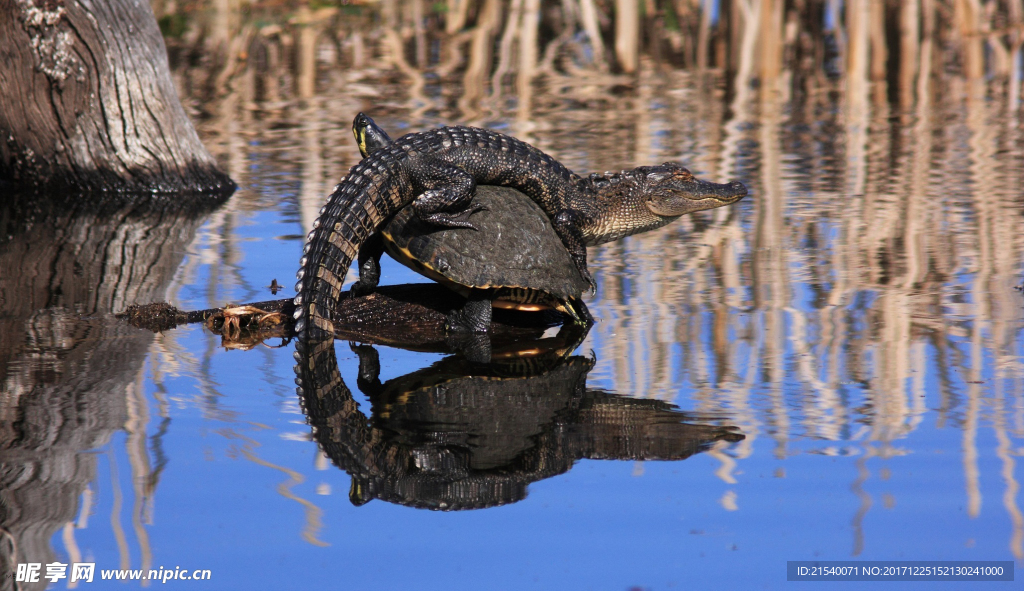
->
3 5 1023 590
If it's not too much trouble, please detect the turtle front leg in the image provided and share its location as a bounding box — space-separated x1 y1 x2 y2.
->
573 298 595 325
551 210 595 291
351 233 384 296
446 292 492 333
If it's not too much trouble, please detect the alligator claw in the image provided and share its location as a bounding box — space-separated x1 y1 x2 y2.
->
569 253 596 293
421 204 485 230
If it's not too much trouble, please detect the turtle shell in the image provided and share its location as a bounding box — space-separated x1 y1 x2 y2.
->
381 185 589 305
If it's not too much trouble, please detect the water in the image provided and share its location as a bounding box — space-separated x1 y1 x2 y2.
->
3 9 1024 590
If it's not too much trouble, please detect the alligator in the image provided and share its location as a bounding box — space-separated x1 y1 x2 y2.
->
294 114 748 341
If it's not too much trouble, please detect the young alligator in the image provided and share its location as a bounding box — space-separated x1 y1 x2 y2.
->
295 114 747 341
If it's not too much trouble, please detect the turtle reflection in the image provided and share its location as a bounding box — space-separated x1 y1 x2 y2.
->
295 338 743 511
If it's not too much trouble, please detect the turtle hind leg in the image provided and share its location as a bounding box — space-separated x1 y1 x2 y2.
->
445 292 493 333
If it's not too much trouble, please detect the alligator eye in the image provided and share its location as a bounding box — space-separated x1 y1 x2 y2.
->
646 171 673 183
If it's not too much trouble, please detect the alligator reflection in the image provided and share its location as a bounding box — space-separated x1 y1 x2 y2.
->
295 338 743 511
0 191 228 585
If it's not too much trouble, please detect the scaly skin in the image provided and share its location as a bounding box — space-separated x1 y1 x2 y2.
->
295 115 747 341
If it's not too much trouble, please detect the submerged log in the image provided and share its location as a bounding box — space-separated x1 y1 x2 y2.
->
0 0 234 193
120 283 568 354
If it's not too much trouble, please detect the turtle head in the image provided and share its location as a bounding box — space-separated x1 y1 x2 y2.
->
352 112 393 158
585 163 747 244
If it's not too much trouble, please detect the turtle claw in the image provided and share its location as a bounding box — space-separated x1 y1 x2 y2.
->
350 280 376 297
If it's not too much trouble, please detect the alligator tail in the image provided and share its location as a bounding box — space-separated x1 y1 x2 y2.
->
293 163 395 341
293 337 383 482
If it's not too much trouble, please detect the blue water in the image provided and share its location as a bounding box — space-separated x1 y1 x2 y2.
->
44 167 1022 588
5 45 1022 591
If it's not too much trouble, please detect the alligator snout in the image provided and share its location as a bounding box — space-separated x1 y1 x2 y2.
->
715 181 748 202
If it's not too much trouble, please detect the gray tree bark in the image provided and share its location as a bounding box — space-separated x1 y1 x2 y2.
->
0 0 234 193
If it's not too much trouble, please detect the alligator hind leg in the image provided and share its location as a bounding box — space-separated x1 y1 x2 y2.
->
351 233 384 296
413 162 486 229
551 210 595 290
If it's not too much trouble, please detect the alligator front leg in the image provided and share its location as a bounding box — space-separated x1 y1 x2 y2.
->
551 210 595 291
413 162 486 229
351 233 384 296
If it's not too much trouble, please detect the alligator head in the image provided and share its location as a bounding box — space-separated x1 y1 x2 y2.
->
582 162 747 245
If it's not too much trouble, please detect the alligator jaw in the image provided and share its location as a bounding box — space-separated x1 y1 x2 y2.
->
647 178 748 217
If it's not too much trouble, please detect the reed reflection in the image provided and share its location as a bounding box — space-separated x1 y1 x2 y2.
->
296 339 743 510
158 0 1023 557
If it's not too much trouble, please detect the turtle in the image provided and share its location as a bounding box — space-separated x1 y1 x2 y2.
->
352 115 593 331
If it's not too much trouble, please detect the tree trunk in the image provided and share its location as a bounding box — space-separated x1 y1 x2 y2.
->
0 0 234 193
